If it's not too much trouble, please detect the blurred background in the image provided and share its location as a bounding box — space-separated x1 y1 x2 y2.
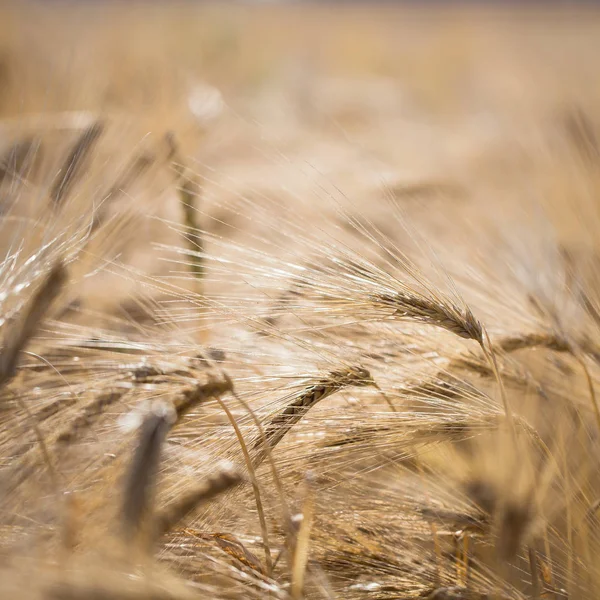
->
1 1 600 308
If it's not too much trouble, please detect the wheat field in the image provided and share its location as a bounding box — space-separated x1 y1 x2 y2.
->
1 3 600 599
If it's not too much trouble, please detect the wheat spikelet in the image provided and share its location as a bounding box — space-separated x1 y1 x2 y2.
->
0 261 67 388
372 292 483 343
171 375 234 422
253 366 374 465
50 121 104 206
121 405 173 541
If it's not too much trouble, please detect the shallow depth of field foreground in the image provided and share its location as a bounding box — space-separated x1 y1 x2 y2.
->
2 4 600 599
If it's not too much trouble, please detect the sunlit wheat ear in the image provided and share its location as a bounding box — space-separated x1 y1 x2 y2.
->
371 288 512 422
0 261 67 389
155 464 243 537
121 404 173 543
412 330 564 397
171 375 234 422
0 261 68 489
372 291 483 343
253 366 374 467
50 120 104 206
488 330 600 433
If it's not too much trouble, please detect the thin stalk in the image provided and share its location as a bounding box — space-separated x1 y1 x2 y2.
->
291 477 315 600
213 395 273 575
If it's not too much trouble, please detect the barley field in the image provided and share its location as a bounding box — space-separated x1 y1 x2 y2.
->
2 3 600 599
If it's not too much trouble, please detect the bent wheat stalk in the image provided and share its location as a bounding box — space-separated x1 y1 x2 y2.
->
228 384 295 574
213 392 274 575
253 366 374 467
